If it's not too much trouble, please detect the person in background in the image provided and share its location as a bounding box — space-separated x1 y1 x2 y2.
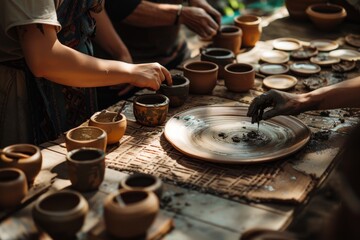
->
0 0 172 147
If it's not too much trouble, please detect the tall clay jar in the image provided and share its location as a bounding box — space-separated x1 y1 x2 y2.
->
234 15 262 48
200 47 236 79
0 144 42 185
183 61 219 94
0 168 28 209
213 25 242 54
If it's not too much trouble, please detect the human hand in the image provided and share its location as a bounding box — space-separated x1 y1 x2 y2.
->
189 0 222 25
247 90 304 123
129 63 172 90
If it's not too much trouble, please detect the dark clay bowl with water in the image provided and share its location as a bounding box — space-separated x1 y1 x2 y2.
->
201 47 235 79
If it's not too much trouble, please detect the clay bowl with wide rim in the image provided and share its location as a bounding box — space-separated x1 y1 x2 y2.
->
157 74 190 108
223 63 255 92
290 46 318 60
183 61 219 94
32 190 89 240
89 110 127 145
65 126 107 152
200 47 235 79
306 3 347 31
213 25 242 54
260 50 289 64
290 62 321 76
0 144 42 185
118 173 163 199
234 15 262 48
259 63 290 75
0 168 28 209
104 189 159 239
263 75 298 91
133 94 170 127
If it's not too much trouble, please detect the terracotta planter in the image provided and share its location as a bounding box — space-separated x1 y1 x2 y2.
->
104 189 159 238
89 111 127 145
66 147 106 192
213 25 242 54
200 47 235 79
32 190 89 240
118 173 163 199
183 61 219 94
306 3 347 31
133 94 169 126
234 15 262 48
223 63 255 92
285 0 327 20
65 126 107 152
0 168 28 209
0 144 42 185
157 74 190 108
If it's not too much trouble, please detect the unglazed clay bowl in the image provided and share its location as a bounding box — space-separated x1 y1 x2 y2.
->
32 190 89 240
89 111 127 145
157 74 190 108
234 15 262 48
66 147 105 192
0 168 28 209
306 3 347 31
118 173 163 199
200 47 235 79
65 126 107 152
285 0 327 20
183 61 219 94
213 25 242 54
104 189 159 239
0 144 42 185
223 63 255 92
133 94 169 127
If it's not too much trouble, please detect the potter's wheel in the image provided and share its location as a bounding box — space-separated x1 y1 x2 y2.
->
164 106 310 164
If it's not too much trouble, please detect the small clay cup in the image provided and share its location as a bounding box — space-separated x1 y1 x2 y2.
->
133 94 169 127
200 47 236 79
0 168 28 209
183 61 219 94
32 190 89 240
234 15 262 48
223 63 255 92
213 25 242 54
118 173 163 199
0 144 42 185
66 147 105 192
306 3 347 31
157 74 190 108
104 189 159 239
89 111 127 145
65 126 107 152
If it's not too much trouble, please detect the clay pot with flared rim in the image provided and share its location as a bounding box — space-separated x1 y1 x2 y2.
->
118 173 163 199
65 126 107 152
306 3 347 31
213 25 242 54
285 0 327 20
66 147 105 192
157 74 190 108
104 189 159 239
89 111 127 145
223 63 255 92
200 48 235 79
133 94 169 126
183 61 219 94
234 15 262 48
32 190 89 240
0 168 28 209
0 144 42 185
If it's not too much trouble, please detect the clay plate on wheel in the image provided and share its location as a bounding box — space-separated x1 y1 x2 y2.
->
329 49 360 61
263 75 298 90
290 46 318 60
260 50 289 64
310 39 339 52
259 63 289 75
345 34 360 48
290 62 321 76
272 38 302 51
164 106 311 164
310 54 340 66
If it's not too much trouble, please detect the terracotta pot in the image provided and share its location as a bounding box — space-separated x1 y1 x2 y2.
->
89 111 127 145
32 190 89 240
104 189 159 239
66 147 105 192
223 63 255 92
234 15 262 48
200 47 235 79
157 74 190 108
213 25 242 54
183 61 219 94
118 173 163 199
285 0 327 20
0 144 42 185
0 168 28 209
65 126 107 152
306 3 347 31
133 94 169 126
